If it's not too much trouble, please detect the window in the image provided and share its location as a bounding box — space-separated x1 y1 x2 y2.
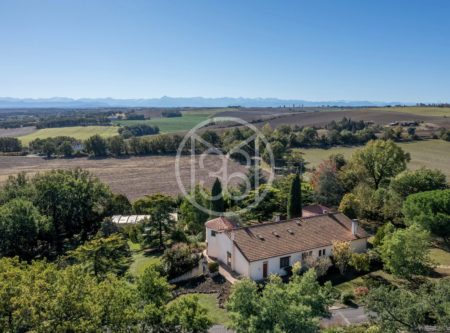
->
280 256 290 269
318 249 327 257
318 249 322 256
211 230 216 237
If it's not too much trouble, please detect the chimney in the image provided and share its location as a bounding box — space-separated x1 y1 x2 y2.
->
274 214 281 222
231 232 235 241
351 219 358 235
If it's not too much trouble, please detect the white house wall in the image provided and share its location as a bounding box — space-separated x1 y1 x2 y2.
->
247 239 367 281
206 228 233 265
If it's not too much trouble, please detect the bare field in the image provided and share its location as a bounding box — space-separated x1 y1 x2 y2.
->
0 126 36 137
0 155 247 200
261 110 450 129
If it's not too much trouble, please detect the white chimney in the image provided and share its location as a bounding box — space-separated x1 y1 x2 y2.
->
274 214 281 222
351 219 358 235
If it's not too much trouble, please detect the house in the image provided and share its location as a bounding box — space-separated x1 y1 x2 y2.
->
205 206 369 281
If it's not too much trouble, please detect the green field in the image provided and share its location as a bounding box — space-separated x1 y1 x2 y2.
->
18 126 119 145
113 110 218 133
300 140 450 178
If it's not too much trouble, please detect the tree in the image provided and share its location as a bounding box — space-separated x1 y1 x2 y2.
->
242 184 280 222
390 168 447 198
403 189 450 245
380 224 433 278
179 185 209 235
32 169 112 251
138 194 176 249
59 140 74 157
348 140 410 189
42 140 57 158
332 241 352 274
67 234 131 278
106 193 132 215
240 165 266 194
107 135 127 156
227 269 332 333
365 285 429 333
210 178 225 214
165 295 212 333
137 263 173 306
287 173 302 218
0 199 51 260
85 134 108 157
311 160 344 207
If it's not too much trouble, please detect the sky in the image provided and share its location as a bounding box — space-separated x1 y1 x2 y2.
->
1 0 450 102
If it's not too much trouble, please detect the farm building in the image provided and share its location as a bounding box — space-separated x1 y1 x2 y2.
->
205 205 369 281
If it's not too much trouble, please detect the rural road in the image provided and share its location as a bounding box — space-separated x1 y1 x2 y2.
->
208 306 370 332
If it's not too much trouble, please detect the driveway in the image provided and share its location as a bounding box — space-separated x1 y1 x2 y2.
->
209 307 371 332
321 306 370 328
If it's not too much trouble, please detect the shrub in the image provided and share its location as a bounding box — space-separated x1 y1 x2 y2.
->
341 291 355 305
350 253 371 272
304 256 332 277
354 286 369 298
208 262 219 273
162 243 199 279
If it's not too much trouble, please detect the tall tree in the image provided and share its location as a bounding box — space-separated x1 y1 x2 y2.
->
347 140 410 189
67 234 131 278
403 189 450 246
227 269 332 333
311 160 344 207
179 185 209 235
210 178 225 214
32 169 112 251
84 134 108 157
287 172 302 218
380 224 433 279
0 199 51 260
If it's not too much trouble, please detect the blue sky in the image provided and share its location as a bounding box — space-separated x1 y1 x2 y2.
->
1 0 450 102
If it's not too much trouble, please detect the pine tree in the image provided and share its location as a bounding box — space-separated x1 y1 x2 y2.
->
287 173 302 218
210 178 225 214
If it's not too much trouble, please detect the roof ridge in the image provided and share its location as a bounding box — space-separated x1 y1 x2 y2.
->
232 212 343 231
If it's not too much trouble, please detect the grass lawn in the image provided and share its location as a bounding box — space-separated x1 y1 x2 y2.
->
334 270 399 295
430 247 450 266
174 293 230 326
129 250 162 276
18 126 119 145
299 140 450 178
113 111 218 133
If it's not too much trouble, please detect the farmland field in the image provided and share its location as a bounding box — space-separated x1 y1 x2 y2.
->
0 154 247 200
113 110 218 133
18 126 119 145
299 140 450 178
0 126 36 137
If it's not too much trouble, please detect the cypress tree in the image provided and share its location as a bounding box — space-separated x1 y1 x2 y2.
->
287 173 302 218
210 178 225 214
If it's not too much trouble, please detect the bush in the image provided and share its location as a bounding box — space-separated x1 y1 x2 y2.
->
354 286 369 298
304 256 332 277
162 243 199 279
341 291 355 305
208 262 219 273
350 253 370 272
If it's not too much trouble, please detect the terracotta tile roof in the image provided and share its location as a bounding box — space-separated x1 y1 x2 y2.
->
302 204 333 217
231 213 369 262
205 216 237 232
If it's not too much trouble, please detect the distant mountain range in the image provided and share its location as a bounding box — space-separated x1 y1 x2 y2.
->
0 96 408 108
